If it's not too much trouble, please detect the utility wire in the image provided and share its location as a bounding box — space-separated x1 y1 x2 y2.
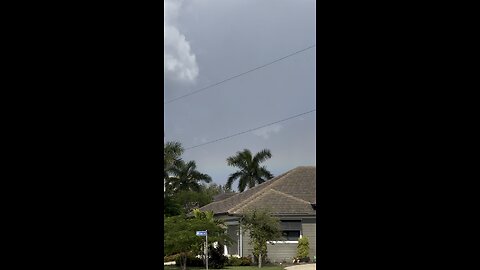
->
184 109 316 151
165 44 316 105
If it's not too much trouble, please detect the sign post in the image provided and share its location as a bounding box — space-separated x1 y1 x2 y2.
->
206 230 208 270
196 230 208 270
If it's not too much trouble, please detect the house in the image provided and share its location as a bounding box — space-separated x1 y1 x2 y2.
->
198 166 316 263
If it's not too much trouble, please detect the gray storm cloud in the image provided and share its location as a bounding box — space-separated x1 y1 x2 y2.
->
164 0 199 82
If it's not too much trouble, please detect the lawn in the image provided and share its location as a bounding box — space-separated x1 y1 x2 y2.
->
164 266 285 270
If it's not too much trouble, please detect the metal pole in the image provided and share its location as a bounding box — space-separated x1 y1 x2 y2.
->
206 230 208 270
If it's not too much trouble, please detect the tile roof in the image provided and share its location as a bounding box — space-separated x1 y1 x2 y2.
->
213 192 236 202
198 166 316 216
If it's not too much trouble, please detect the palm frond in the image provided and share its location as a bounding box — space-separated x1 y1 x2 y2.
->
226 171 242 190
226 148 273 192
258 166 274 180
253 149 272 164
238 174 249 192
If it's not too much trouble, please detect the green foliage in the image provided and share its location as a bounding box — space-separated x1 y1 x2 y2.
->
296 237 309 259
164 211 231 270
227 256 252 266
204 183 224 198
165 160 212 196
164 141 184 181
164 195 182 217
164 253 181 262
227 256 242 266
165 184 222 217
241 209 281 268
226 149 274 192
163 141 216 217
174 253 204 267
208 244 227 269
241 256 253 266
174 189 213 214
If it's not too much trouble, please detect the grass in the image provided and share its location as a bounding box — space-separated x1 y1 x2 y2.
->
164 266 285 270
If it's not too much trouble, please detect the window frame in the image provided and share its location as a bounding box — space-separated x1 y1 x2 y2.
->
269 220 302 244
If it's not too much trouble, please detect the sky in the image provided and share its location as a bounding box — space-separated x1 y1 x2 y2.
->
164 0 316 190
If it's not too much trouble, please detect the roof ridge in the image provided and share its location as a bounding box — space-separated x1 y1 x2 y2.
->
228 168 298 213
233 188 311 214
269 188 312 204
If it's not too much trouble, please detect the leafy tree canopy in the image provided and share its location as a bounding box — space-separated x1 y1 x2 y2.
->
164 211 231 270
241 208 281 268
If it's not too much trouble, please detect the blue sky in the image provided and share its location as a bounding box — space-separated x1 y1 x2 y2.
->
164 0 316 190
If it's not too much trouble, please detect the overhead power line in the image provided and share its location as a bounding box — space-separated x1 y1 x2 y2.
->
184 109 316 151
165 44 316 105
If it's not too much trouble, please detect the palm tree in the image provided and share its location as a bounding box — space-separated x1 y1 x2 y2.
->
164 141 184 181
225 149 274 192
165 160 212 195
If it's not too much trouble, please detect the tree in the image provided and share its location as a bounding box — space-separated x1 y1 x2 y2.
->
164 212 230 270
164 141 184 182
226 149 274 192
165 184 223 217
174 188 214 214
165 160 212 196
241 209 282 268
164 194 182 217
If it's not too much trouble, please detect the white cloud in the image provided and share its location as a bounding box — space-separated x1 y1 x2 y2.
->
164 0 199 82
252 124 282 139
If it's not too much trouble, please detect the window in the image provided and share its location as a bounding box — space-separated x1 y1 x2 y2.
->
280 220 301 241
282 230 300 240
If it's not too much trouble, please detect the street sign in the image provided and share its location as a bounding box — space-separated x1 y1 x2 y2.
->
196 230 207 236
195 230 209 270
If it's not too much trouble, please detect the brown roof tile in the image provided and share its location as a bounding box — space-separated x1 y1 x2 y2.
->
198 166 316 216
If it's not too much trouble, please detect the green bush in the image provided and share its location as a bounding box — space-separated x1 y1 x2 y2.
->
299 257 310 263
297 236 309 259
208 244 227 269
226 256 252 266
227 256 242 266
240 256 252 266
164 254 180 262
175 254 204 267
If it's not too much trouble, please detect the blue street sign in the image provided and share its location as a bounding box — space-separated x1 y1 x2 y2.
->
196 231 207 236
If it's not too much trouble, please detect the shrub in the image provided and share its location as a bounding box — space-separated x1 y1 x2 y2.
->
175 253 204 267
164 254 180 262
240 256 252 266
226 256 252 266
297 236 309 260
227 256 242 266
208 244 228 269
299 257 310 263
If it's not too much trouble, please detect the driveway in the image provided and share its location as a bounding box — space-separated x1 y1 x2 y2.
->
284 263 316 270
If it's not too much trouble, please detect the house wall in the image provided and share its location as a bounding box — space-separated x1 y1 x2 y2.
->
301 218 316 258
243 232 298 263
241 218 316 263
222 215 316 262
242 230 253 257
266 242 297 263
